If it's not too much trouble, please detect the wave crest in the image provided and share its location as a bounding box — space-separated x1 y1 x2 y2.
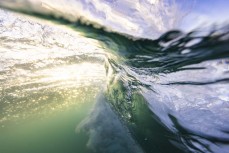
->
0 0 194 39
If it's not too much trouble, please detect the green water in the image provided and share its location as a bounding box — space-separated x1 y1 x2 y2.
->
0 8 229 153
0 98 94 153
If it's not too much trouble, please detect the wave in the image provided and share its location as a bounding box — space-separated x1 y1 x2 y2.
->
104 24 229 153
0 0 197 39
0 5 229 153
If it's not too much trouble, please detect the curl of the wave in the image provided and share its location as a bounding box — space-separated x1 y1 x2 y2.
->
0 0 194 39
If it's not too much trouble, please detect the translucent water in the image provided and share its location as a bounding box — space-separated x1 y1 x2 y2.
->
0 1 229 153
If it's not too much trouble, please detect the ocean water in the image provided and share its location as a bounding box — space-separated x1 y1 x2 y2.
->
0 1 229 153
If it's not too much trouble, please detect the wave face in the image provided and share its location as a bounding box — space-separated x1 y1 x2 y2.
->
0 2 229 153
103 24 229 152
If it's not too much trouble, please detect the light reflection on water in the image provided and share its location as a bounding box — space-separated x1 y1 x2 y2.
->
0 62 106 125
0 10 113 153
0 10 107 127
0 7 229 153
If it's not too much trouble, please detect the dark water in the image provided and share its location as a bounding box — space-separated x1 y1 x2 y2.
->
0 8 229 153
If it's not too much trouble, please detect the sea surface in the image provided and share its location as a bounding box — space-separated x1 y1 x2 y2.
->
0 1 229 153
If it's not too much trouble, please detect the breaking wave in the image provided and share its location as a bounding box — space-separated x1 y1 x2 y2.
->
0 1 229 153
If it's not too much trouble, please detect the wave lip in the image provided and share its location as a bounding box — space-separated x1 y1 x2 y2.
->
0 0 196 39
